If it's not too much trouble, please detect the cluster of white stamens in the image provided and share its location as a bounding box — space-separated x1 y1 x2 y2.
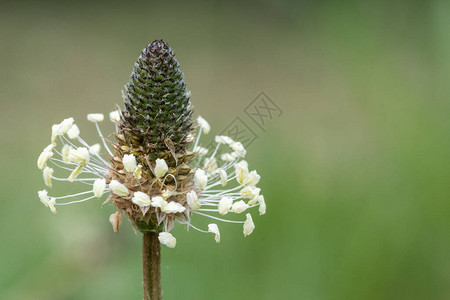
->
37 114 114 213
182 116 265 245
37 113 265 248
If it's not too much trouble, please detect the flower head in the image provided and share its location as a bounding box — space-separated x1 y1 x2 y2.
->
36 40 265 247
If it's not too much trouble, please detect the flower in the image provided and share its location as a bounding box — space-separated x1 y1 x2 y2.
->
194 169 208 190
43 166 54 187
123 154 137 173
67 124 80 139
230 141 246 157
154 158 168 178
36 40 265 248
87 113 104 122
158 232 176 248
68 147 90 165
197 116 210 134
38 190 56 214
244 170 260 187
37 147 53 170
215 135 233 144
220 153 235 162
240 186 261 199
132 191 151 207
187 190 201 210
161 201 186 213
218 197 233 215
110 180 129 196
89 143 101 155
217 168 227 186
134 164 143 179
158 232 177 248
109 110 121 123
194 146 208 156
38 189 49 206
231 200 249 214
235 161 249 184
59 118 74 134
258 195 266 215
208 224 220 243
243 213 255 236
61 144 71 162
151 196 167 208
93 179 106 198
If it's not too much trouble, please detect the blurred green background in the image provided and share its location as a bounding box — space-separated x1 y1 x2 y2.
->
1 0 450 299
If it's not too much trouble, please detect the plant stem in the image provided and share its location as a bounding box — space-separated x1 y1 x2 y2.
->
143 231 161 300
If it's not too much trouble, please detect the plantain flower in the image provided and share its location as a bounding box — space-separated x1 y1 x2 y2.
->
36 40 266 248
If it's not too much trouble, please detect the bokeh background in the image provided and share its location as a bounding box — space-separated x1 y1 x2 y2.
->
1 0 450 299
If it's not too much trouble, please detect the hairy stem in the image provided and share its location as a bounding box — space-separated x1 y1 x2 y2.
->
143 232 161 300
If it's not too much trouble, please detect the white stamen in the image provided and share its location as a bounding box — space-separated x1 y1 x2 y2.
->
48 197 57 214
58 118 74 135
87 113 104 122
38 190 50 207
243 213 255 236
218 197 233 215
43 166 54 187
109 110 121 123
162 201 186 214
61 144 72 162
134 164 143 179
231 200 249 214
197 116 210 134
123 154 137 173
220 153 235 162
235 160 248 184
68 147 90 165
151 196 167 209
67 124 80 139
51 124 60 143
132 191 151 207
230 141 246 157
194 169 208 190
258 195 266 215
187 190 201 210
215 135 233 144
89 144 101 155
109 180 129 196
240 186 260 199
204 157 217 174
93 178 106 198
68 165 84 182
208 223 220 243
194 146 208 156
37 149 53 170
217 168 227 186
244 170 260 187
154 158 168 178
158 232 176 248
